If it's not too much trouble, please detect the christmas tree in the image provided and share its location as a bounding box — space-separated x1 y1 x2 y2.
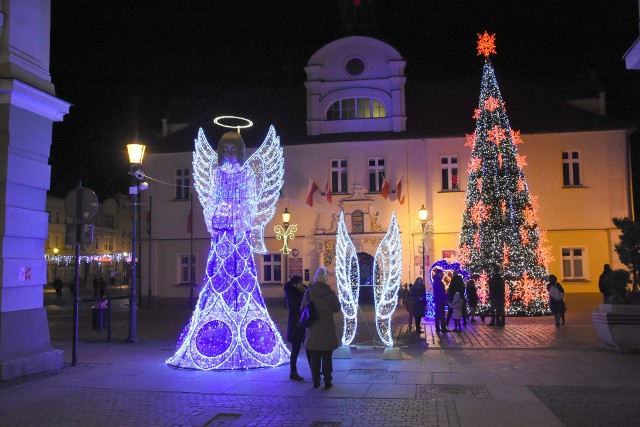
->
457 32 551 315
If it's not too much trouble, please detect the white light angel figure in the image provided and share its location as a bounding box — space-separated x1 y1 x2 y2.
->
166 125 290 370
336 212 360 346
373 212 402 347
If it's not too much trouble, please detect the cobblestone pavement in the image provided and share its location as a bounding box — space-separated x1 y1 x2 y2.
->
0 288 638 426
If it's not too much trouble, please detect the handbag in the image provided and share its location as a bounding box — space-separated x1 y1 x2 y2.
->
299 298 318 328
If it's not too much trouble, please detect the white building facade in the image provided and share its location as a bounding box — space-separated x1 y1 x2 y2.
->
140 36 634 302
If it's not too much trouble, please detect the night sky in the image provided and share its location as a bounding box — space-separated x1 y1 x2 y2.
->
50 1 640 202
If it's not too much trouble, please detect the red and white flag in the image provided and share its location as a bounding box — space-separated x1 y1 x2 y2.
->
325 181 332 204
396 177 405 205
306 178 319 207
380 177 390 199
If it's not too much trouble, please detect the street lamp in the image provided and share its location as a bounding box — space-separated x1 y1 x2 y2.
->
52 248 59 280
418 205 433 278
126 143 148 342
274 207 297 281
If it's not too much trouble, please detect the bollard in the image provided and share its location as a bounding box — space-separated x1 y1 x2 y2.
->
92 305 104 330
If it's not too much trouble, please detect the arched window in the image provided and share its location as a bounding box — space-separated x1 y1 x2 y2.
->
326 98 387 121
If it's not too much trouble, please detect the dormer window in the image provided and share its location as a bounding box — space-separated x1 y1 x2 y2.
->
326 98 387 121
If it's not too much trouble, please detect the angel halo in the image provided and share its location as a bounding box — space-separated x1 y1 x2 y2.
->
166 124 289 370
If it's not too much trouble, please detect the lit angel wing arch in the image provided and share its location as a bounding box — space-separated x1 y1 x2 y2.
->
192 128 218 235
336 212 360 346
245 125 283 253
373 212 402 347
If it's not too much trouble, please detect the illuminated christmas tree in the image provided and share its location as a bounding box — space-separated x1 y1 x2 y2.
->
458 32 551 315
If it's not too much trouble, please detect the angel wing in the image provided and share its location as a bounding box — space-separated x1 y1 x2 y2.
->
244 125 284 253
336 212 360 346
373 212 402 347
192 128 218 235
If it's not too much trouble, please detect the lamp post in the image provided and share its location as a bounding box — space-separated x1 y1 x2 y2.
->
52 248 59 280
274 207 297 282
126 143 147 343
418 205 433 278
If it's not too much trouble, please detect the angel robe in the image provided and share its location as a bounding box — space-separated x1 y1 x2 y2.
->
167 163 290 370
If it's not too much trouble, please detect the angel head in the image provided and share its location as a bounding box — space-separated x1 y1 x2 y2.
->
217 132 246 167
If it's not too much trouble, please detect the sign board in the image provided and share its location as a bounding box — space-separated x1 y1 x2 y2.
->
66 223 95 245
288 256 303 277
18 267 31 281
65 187 99 224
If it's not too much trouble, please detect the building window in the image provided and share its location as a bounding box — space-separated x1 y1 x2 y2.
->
102 236 114 252
562 151 581 186
179 255 196 284
326 97 387 121
562 248 585 280
176 168 190 200
104 214 115 228
352 210 364 233
55 212 60 224
441 156 459 191
262 254 282 282
368 158 385 192
331 159 348 193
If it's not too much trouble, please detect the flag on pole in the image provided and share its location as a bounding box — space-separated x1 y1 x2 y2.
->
306 178 319 206
325 181 332 204
380 177 390 199
396 177 405 205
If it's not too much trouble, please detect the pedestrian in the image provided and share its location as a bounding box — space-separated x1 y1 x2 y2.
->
409 277 427 333
284 275 310 381
98 277 106 299
432 268 449 333
547 274 566 327
53 278 63 298
302 266 341 389
403 283 414 331
449 292 463 332
598 264 613 303
466 274 480 322
488 265 505 327
446 273 466 327
92 277 99 298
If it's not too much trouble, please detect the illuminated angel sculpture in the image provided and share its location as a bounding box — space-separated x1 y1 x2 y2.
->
167 125 290 370
335 212 402 348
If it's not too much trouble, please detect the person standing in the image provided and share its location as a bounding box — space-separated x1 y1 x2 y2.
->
446 273 466 327
409 278 427 333
302 267 341 389
547 274 565 327
53 278 63 298
598 264 613 303
284 276 309 381
466 274 480 322
488 265 505 327
432 268 449 333
449 292 464 332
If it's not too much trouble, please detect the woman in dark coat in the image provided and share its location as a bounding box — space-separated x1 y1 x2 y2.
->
446 273 467 327
284 275 309 381
466 274 480 322
409 277 427 333
302 267 341 389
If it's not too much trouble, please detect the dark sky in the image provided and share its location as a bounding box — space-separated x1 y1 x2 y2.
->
50 1 640 200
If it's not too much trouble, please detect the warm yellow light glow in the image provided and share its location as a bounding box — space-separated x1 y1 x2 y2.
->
418 205 428 223
53 248 59 254
127 143 146 164
282 207 291 225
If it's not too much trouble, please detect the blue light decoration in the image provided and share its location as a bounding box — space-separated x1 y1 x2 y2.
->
336 212 359 346
166 125 290 370
425 259 469 319
373 212 402 347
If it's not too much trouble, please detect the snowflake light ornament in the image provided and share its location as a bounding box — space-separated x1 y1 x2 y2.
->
477 31 497 57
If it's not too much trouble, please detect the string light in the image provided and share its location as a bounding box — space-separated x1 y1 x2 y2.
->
373 212 402 347
167 125 289 370
336 212 359 346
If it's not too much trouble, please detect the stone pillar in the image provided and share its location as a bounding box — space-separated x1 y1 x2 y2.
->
0 0 70 380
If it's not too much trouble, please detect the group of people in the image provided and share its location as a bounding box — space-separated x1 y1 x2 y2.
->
284 267 340 389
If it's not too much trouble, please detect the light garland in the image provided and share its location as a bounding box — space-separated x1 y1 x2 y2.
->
373 212 402 347
336 212 360 346
457 34 550 315
167 125 289 370
45 253 132 266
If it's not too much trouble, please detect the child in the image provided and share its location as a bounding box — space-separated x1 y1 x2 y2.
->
450 292 464 332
